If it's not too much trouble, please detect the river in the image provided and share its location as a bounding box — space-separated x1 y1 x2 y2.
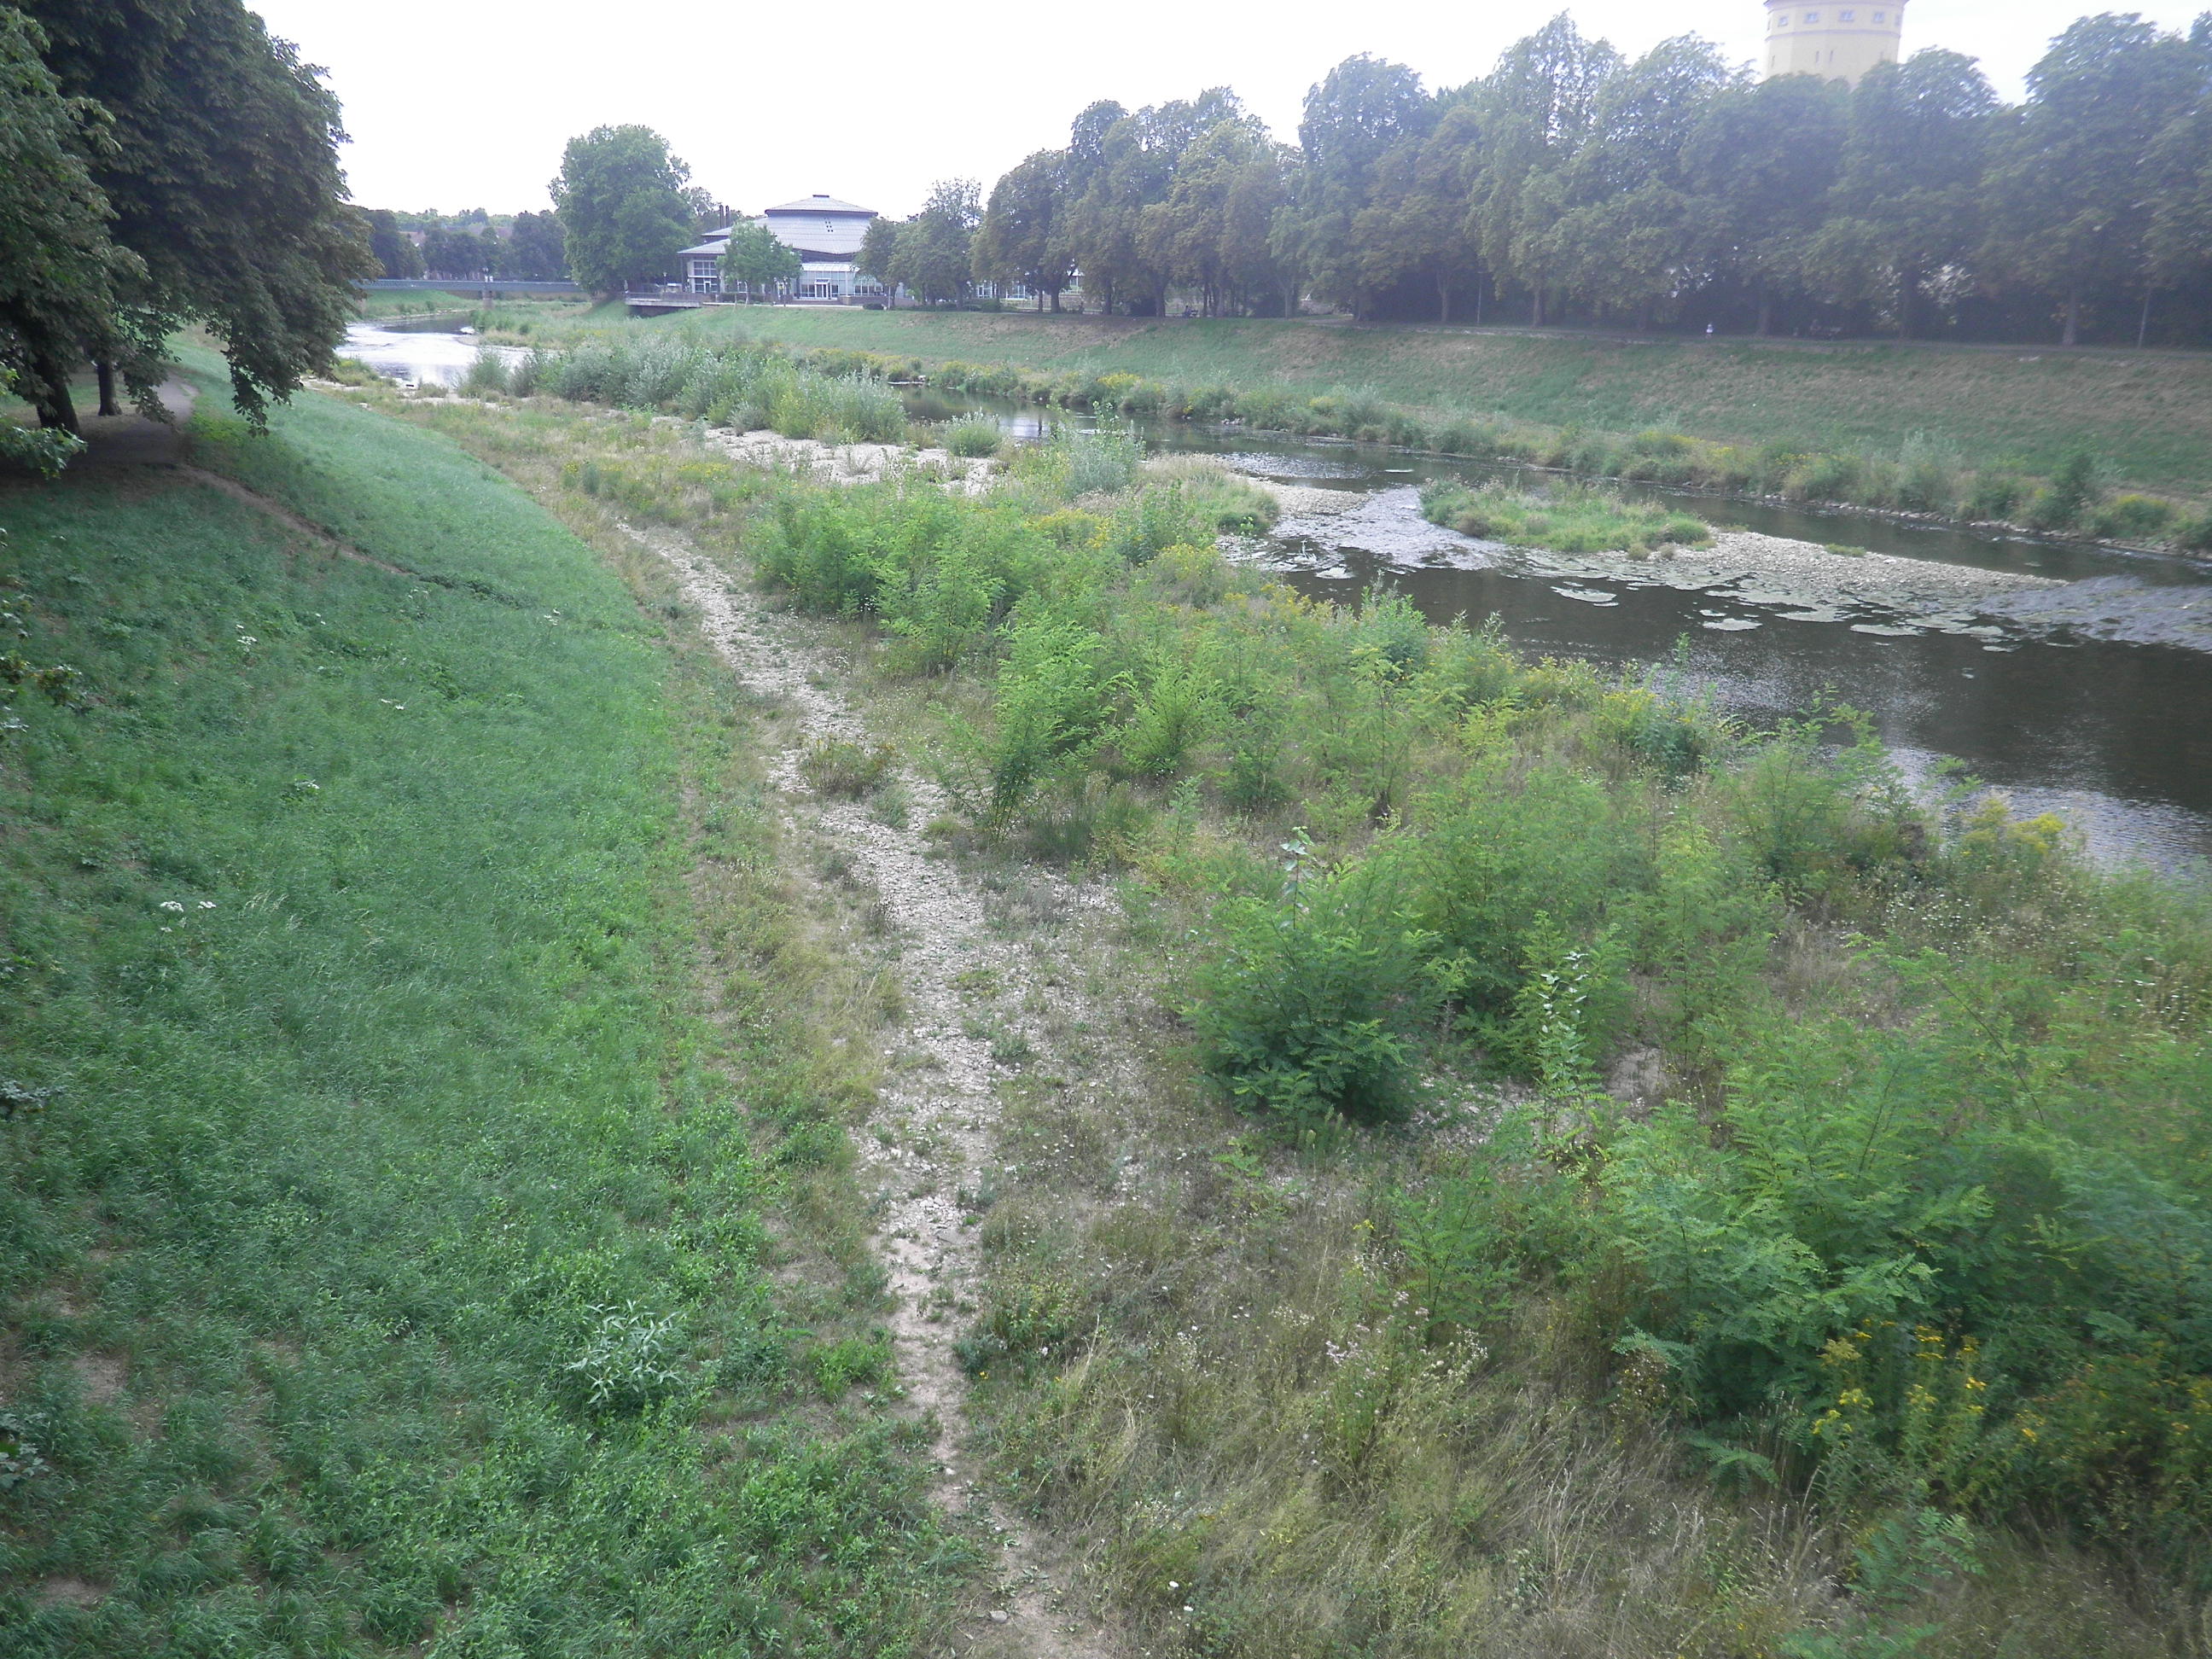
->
345 323 2212 870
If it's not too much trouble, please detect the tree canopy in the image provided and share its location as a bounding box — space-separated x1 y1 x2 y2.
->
968 10 2212 344
882 178 981 307
7 0 374 432
551 125 694 297
717 220 800 301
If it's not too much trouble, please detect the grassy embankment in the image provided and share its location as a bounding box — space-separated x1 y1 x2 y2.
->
416 363 2212 1658
0 366 969 1655
492 303 2212 546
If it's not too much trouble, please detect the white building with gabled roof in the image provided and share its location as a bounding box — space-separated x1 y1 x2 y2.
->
675 193 888 302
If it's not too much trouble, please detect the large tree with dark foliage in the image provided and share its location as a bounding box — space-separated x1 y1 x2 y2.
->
504 210 568 282
0 6 153 435
976 12 2212 344
552 125 694 297
15 0 375 429
364 208 424 280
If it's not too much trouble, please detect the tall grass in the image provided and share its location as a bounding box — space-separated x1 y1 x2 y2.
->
1420 479 1710 551
495 310 2209 545
530 338 907 444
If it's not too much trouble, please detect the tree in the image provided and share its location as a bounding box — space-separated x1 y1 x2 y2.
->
551 125 693 297
1808 50 1996 338
1686 73 1848 333
974 149 1075 310
364 208 424 280
504 210 567 282
1349 97 1487 322
886 178 980 307
422 223 489 279
16 0 376 429
1542 37 1741 329
717 220 800 302
1472 15 1622 324
858 214 900 300
1138 118 1293 316
1982 15 2203 345
0 6 149 434
1284 55 1434 317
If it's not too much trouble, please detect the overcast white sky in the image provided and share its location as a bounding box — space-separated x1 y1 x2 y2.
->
252 0 2205 218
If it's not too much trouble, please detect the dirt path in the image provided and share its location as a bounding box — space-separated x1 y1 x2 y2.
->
615 517 1119 1659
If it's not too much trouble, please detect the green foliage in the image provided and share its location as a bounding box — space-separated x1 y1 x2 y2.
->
1190 852 1435 1126
800 737 897 798
974 619 1117 819
2029 451 2103 529
551 124 695 295
717 218 802 297
1420 479 1710 552
0 9 148 434
17 0 376 428
942 415 1004 458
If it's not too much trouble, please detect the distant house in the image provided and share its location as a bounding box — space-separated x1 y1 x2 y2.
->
675 194 889 302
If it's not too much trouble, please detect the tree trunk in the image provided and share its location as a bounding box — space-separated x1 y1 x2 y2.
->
1051 288 1062 313
1437 271 1451 323
1473 273 1484 326
1755 287 1773 337
32 356 79 435
1532 286 1545 328
2062 287 2080 347
96 360 119 417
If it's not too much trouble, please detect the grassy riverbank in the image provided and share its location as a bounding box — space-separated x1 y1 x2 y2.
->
581 306 2212 503
389 379 2212 1656
0 371 966 1653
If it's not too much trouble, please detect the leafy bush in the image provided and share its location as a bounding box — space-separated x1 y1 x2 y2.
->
1965 471 2027 521
562 1303 686 1413
2089 493 2177 541
943 416 1004 457
1190 853 1435 1126
2029 452 2102 530
973 619 1118 819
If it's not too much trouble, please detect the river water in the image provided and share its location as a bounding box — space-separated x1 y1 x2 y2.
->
344 323 2212 870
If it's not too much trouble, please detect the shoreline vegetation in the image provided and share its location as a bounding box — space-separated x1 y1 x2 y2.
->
361 366 2212 1655
457 304 2212 558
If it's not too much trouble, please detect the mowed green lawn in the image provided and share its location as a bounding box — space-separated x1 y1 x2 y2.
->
635 305 2212 494
0 374 958 1656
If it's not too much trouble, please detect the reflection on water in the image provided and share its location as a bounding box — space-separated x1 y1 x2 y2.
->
341 323 521 387
334 329 2211 870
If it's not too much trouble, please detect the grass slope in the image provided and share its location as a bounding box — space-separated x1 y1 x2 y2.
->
623 306 2212 496
0 374 962 1655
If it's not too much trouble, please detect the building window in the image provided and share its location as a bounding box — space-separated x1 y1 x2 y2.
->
1839 8 1854 18
1804 12 1819 22
1872 9 1884 17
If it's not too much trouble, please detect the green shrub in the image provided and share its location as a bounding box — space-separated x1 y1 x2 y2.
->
973 620 1118 819
1965 471 2027 521
2029 452 2102 530
943 416 1004 458
2088 493 2177 541
1190 854 1434 1127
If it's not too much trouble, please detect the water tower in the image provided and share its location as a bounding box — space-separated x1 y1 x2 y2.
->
1763 0 1905 84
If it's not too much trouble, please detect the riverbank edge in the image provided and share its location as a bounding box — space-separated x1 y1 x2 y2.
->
472 303 2212 557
